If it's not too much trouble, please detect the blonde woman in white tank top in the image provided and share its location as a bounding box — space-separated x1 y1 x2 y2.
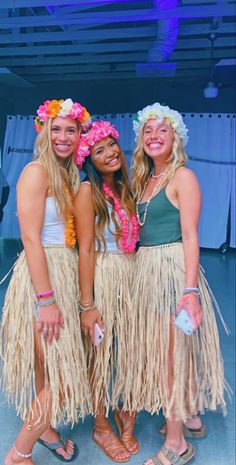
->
1 99 92 465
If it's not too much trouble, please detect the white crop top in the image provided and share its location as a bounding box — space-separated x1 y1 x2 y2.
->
41 197 65 245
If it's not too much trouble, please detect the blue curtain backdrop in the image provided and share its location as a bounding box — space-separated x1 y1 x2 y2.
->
0 113 235 248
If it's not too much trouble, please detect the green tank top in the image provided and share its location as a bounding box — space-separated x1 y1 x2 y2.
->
137 187 182 246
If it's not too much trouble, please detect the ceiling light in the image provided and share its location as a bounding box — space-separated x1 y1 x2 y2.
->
203 81 219 99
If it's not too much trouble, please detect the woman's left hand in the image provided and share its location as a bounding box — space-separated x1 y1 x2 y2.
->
176 293 203 330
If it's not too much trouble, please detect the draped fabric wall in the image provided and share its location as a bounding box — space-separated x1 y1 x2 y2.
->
0 113 235 248
0 115 35 238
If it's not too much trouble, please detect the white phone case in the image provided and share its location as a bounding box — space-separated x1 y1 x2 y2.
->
93 323 104 346
175 308 194 335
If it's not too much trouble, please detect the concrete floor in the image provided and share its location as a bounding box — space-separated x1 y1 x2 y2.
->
0 239 235 465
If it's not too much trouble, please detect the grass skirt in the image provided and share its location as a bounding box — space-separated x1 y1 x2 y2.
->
0 246 91 427
122 242 228 421
85 252 134 415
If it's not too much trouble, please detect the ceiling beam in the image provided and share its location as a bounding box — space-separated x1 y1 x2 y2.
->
0 5 235 29
1 47 235 67
18 68 212 82
0 26 154 44
0 41 152 57
0 22 235 45
11 60 217 76
0 36 234 57
0 0 139 8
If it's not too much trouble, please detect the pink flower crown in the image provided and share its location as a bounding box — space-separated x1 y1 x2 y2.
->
75 120 119 167
34 98 91 133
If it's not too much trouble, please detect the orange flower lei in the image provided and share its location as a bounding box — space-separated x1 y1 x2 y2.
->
65 188 76 248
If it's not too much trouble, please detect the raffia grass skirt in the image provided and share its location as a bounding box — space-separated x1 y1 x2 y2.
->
0 246 91 427
85 252 134 415
122 242 228 421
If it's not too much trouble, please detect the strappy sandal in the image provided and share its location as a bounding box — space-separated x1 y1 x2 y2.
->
114 410 140 455
92 422 131 463
143 442 195 465
37 434 78 462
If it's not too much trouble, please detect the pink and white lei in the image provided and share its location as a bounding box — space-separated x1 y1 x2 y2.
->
75 121 119 167
102 181 139 254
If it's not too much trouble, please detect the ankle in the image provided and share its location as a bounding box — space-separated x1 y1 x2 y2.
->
9 448 32 465
14 444 32 459
94 418 111 433
165 437 187 455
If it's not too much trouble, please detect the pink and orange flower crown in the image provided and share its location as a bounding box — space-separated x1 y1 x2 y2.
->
75 120 119 167
34 98 91 133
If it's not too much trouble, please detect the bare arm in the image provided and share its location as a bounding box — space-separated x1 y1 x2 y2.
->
174 167 203 328
17 163 63 342
175 167 201 288
74 183 103 341
18 164 51 292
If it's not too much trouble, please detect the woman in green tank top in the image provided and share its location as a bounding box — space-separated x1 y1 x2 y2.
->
124 103 227 465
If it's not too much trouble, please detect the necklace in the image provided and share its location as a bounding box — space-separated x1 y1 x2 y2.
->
136 172 166 227
151 170 166 179
65 188 76 248
102 182 139 253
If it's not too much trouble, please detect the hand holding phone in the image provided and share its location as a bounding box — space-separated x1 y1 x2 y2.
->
175 308 194 335
93 323 104 346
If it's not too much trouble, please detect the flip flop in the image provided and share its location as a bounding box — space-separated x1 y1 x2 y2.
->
37 434 79 462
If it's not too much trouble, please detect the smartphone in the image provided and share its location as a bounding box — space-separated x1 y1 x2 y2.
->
175 308 194 336
93 323 104 346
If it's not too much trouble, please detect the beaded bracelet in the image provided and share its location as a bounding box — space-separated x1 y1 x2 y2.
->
36 289 54 299
36 296 56 308
79 303 96 313
183 287 200 297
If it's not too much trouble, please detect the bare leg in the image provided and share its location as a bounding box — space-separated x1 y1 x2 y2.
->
34 353 74 460
93 402 131 461
5 324 74 465
144 318 188 465
114 410 139 454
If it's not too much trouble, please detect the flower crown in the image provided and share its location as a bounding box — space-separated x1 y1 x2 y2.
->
34 98 91 133
133 102 189 145
75 120 119 167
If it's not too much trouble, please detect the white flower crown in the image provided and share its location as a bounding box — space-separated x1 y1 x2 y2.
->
133 102 189 146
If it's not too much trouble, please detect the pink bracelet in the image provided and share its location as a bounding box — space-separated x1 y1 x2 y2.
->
36 290 54 299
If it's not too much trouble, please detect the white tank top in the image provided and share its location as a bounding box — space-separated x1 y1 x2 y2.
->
99 203 122 253
41 197 65 245
82 181 122 253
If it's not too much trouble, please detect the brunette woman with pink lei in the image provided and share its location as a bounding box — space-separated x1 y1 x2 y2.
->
74 121 139 463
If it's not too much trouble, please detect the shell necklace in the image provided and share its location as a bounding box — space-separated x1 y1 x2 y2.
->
136 172 166 227
151 170 166 179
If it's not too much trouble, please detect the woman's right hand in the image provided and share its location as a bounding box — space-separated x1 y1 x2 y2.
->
37 303 64 343
80 307 104 344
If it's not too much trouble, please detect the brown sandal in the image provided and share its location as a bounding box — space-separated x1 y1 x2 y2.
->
114 410 140 455
92 422 131 463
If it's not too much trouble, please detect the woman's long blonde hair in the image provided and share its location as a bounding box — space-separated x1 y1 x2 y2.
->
83 141 135 252
131 128 188 200
34 118 81 220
